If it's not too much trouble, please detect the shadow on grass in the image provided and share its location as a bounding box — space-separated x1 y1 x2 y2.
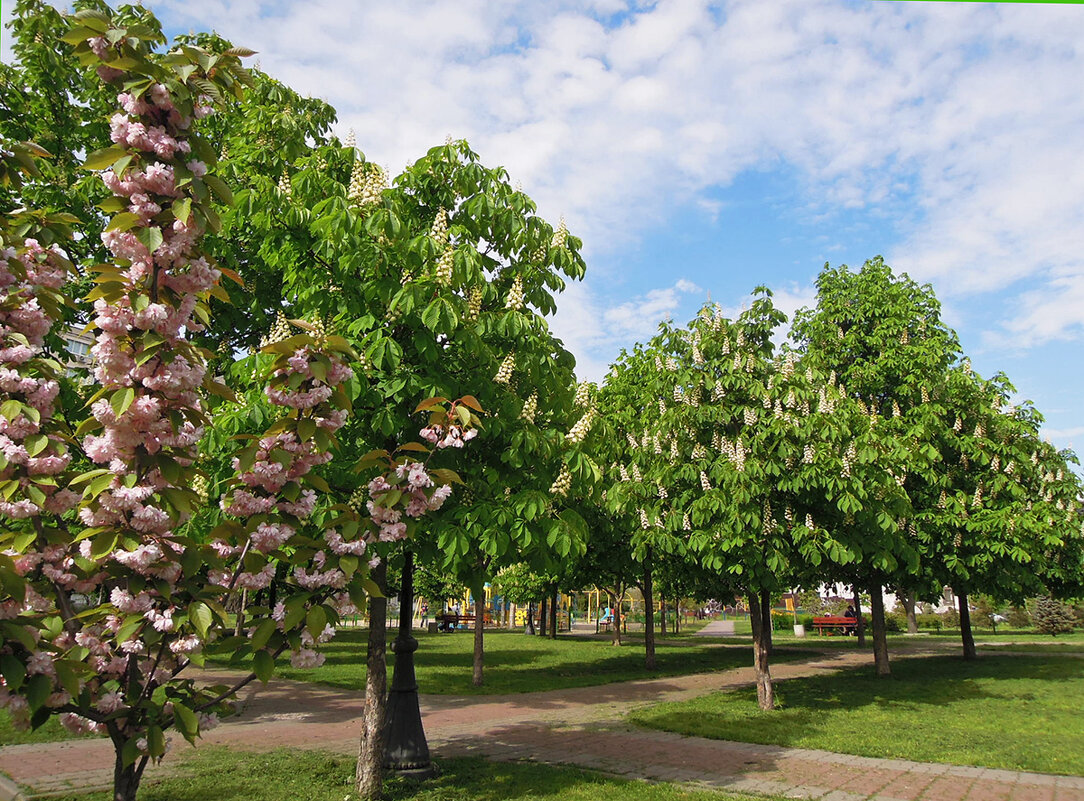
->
53 749 752 801
257 627 818 696
630 653 1084 773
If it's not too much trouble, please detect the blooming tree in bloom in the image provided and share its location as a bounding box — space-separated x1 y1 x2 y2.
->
607 292 907 709
0 12 479 801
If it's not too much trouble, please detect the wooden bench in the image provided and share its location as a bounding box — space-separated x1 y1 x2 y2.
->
437 613 493 631
812 615 855 635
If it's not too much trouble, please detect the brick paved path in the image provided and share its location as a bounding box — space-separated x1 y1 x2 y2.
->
5 644 1083 800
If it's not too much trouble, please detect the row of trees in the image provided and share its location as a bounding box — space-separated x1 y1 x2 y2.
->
583 261 1083 706
1 4 1081 801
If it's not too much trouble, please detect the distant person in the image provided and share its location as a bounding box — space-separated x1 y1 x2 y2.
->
420 601 429 627
844 605 857 635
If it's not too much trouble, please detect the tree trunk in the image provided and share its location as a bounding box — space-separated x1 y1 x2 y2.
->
659 597 667 636
524 603 535 635
549 587 558 639
472 581 485 687
853 588 866 646
760 590 774 656
610 589 622 646
902 591 919 634
111 748 147 801
539 595 548 637
748 590 775 710
233 587 247 638
869 582 891 676
675 602 680 634
356 559 388 800
643 554 656 670
957 588 977 661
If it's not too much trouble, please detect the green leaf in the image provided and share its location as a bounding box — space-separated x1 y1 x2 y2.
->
54 660 81 698
283 597 308 631
83 145 126 171
90 530 118 559
172 702 199 743
1 654 25 692
189 601 213 638
172 197 192 225
137 226 164 254
0 400 22 421
253 649 274 683
147 725 166 758
26 674 50 711
111 387 135 418
105 211 141 232
116 614 142 644
307 473 331 494
23 434 48 458
250 618 277 650
122 736 141 767
306 605 327 640
203 174 234 205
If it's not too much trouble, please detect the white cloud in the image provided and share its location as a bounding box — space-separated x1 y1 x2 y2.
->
142 0 1084 353
550 276 702 381
6 0 1084 384
1044 426 1084 442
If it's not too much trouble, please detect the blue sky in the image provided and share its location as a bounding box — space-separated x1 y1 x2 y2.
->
3 0 1083 455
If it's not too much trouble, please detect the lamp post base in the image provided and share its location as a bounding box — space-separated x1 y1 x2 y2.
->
382 550 436 780
385 764 439 781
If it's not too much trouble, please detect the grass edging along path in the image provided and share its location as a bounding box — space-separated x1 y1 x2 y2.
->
220 628 813 695
0 712 93 746
44 748 778 801
628 654 1084 776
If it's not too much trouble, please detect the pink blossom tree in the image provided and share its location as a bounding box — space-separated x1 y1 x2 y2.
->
0 11 478 801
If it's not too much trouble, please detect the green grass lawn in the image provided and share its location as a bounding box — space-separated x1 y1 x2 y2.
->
629 654 1084 775
255 628 811 694
2 631 806 747
0 710 95 746
48 748 779 801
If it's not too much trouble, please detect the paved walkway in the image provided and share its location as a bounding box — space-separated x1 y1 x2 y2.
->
5 644 1083 800
695 619 739 636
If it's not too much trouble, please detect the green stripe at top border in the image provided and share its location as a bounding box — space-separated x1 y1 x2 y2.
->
878 1 1084 4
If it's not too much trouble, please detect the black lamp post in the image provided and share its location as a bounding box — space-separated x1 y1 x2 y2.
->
382 549 436 778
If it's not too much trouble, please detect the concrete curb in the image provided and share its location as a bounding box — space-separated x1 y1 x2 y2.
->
0 773 26 801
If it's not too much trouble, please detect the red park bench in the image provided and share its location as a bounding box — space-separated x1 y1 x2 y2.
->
812 615 856 635
437 613 494 631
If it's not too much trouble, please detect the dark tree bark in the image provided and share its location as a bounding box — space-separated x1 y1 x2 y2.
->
524 603 535 635
356 559 388 800
642 552 656 670
902 591 919 634
609 588 623 646
472 580 485 686
549 586 558 639
853 588 867 646
748 590 775 710
869 582 891 676
111 751 148 801
233 587 247 638
957 588 977 661
538 595 548 637
760 590 774 656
